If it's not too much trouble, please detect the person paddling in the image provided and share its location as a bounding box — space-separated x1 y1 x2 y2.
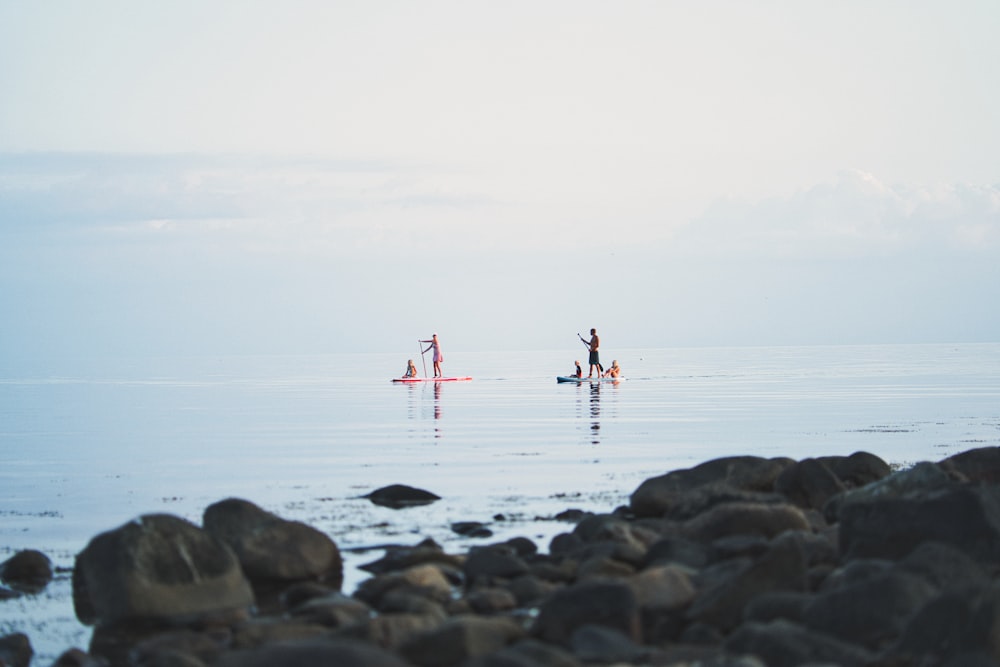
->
579 329 601 378
420 334 444 378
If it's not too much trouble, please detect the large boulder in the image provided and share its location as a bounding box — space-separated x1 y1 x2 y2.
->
802 569 937 649
203 498 342 589
939 446 1000 484
73 513 254 626
630 456 792 519
839 484 1000 562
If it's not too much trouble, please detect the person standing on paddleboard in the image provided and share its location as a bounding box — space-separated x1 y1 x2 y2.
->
421 334 444 378
580 328 601 378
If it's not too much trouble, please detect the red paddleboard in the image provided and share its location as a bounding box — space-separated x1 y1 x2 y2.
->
391 377 472 383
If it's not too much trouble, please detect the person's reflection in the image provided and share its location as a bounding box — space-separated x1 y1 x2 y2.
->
433 382 442 420
589 383 601 444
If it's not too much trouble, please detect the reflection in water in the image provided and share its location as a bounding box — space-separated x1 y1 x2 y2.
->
589 383 601 444
404 381 445 439
572 380 621 445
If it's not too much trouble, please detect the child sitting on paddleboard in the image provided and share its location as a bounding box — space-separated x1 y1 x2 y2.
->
403 359 418 378
603 360 621 378
573 360 582 378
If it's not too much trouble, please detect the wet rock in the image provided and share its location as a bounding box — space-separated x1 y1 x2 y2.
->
463 546 529 583
451 521 493 538
202 498 342 589
354 563 452 608
359 538 463 575
72 514 254 627
214 637 412 667
0 549 53 593
774 458 846 511
532 580 641 647
398 614 525 667
817 450 892 488
630 455 792 518
826 460 952 522
364 484 441 508
725 618 875 667
0 633 33 667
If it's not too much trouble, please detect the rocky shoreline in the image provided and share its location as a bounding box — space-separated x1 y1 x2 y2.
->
4 446 1000 666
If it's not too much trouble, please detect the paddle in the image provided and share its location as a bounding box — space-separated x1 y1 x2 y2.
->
418 342 427 378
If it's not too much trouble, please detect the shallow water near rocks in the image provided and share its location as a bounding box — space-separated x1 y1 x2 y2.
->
2 343 999 661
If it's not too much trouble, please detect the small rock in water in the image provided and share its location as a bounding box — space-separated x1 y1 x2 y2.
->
364 484 441 509
450 521 493 538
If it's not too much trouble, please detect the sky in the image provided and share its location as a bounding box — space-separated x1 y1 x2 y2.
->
1 1 998 363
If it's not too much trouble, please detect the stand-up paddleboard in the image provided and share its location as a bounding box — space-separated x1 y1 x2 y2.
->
392 376 472 383
556 376 621 383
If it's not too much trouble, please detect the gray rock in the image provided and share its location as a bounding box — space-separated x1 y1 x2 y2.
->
0 633 33 667
0 549 53 593
630 455 792 519
569 624 649 664
839 483 1000 562
687 532 807 632
802 569 937 649
938 446 1000 484
683 502 811 544
72 514 254 626
725 619 875 667
531 580 641 647
214 637 412 667
460 638 581 667
774 458 846 511
463 546 529 583
202 498 342 588
816 451 891 488
398 615 525 667
360 538 462 575
364 484 441 508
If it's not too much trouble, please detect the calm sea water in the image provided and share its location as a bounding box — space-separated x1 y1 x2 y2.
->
2 343 999 659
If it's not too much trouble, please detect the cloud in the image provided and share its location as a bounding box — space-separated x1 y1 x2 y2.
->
673 169 1000 259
